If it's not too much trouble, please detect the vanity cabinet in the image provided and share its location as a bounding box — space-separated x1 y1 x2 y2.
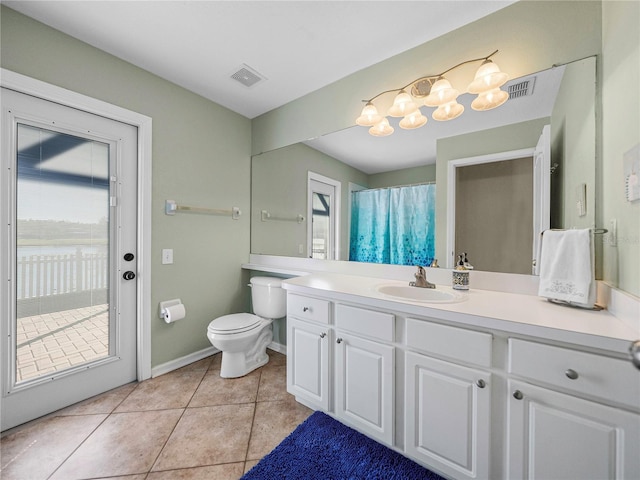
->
334 304 394 445
286 294 395 445
405 319 492 480
506 339 640 479
283 280 640 480
287 316 330 410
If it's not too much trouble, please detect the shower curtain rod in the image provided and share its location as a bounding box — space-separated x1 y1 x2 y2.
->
357 181 435 193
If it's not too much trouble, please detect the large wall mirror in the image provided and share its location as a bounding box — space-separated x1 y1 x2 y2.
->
251 56 596 276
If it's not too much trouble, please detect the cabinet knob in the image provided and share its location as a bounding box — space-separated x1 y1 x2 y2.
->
336 338 343 344
565 369 579 380
513 390 524 400
476 379 486 389
303 307 310 312
319 332 326 339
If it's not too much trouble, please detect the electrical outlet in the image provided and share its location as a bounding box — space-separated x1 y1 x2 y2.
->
162 248 174 264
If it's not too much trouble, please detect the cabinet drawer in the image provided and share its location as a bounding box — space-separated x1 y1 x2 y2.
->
508 338 640 410
287 294 330 324
406 319 492 367
335 304 394 342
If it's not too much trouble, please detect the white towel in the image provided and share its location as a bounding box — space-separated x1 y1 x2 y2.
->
537 229 595 308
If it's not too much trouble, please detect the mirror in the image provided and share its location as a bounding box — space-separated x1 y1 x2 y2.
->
251 57 596 275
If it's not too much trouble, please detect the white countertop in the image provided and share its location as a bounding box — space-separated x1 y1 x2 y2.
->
282 272 639 356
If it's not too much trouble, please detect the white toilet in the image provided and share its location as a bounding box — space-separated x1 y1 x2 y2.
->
207 276 286 378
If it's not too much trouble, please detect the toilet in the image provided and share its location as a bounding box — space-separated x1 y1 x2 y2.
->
207 276 286 378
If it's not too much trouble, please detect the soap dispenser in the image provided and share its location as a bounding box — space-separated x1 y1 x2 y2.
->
452 254 469 290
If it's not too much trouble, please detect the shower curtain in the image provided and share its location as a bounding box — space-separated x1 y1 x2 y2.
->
349 183 436 266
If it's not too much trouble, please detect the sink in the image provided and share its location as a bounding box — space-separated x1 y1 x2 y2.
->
375 284 464 303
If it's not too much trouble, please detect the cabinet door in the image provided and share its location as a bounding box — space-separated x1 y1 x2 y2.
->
286 317 330 410
335 332 394 445
405 351 491 480
507 380 640 480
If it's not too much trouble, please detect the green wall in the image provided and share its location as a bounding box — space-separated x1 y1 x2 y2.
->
251 143 368 260
368 164 436 189
1 6 253 368
601 1 640 296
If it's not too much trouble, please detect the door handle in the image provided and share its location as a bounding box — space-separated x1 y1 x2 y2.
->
123 271 136 280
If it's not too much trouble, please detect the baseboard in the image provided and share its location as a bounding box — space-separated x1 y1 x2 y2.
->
151 346 219 378
151 343 285 378
268 341 287 355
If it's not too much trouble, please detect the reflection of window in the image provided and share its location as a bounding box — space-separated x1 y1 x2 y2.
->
311 192 330 259
349 183 436 266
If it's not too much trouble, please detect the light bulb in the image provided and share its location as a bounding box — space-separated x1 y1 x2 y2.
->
399 110 427 129
467 60 509 94
369 118 394 137
387 90 418 117
424 77 459 107
471 88 508 111
432 101 464 121
356 102 383 126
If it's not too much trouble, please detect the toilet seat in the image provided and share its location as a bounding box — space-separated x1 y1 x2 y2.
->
208 313 262 335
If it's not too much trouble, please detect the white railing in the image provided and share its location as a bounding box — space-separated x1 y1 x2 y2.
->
16 248 108 300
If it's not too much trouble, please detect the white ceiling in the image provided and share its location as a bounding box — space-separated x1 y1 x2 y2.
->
3 0 514 119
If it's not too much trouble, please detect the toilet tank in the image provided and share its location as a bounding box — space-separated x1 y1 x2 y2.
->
250 276 286 319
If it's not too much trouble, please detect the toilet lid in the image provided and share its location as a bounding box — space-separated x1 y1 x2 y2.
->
208 313 261 335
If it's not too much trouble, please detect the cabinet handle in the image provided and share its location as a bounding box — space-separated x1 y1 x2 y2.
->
565 369 579 380
319 332 326 339
336 338 343 344
476 379 486 389
303 307 310 312
513 390 524 400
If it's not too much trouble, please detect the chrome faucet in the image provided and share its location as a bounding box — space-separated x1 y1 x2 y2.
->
409 266 436 288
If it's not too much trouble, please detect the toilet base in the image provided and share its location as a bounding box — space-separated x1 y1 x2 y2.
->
218 324 273 378
220 351 269 378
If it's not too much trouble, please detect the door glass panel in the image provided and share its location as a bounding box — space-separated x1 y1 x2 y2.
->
311 192 330 259
15 124 110 384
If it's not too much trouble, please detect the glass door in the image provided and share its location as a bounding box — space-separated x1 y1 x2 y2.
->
1 88 138 431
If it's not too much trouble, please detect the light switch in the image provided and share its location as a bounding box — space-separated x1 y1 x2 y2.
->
162 249 174 264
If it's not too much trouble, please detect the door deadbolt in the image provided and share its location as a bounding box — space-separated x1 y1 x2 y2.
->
124 253 135 261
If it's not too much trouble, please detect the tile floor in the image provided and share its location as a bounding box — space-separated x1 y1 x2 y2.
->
0 351 313 480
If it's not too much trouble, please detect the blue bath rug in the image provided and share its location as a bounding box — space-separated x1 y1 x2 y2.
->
242 411 445 480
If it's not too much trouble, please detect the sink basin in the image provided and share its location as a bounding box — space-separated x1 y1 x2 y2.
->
375 284 464 303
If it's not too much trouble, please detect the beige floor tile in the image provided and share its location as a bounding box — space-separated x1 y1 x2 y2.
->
189 369 260 407
244 459 260 473
0 414 107 480
115 370 205 412
50 409 183 480
92 476 147 480
209 352 222 371
247 397 313 460
256 364 288 402
147 463 245 479
56 382 137 416
264 350 286 368
152 404 255 471
177 355 214 373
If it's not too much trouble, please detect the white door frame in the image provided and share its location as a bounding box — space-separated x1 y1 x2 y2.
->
307 171 341 260
1 69 152 381
446 147 537 270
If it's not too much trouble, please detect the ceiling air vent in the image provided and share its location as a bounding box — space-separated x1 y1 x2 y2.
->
230 64 265 88
508 76 536 99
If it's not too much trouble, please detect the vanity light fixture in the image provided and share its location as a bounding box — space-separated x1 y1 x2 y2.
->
356 50 509 137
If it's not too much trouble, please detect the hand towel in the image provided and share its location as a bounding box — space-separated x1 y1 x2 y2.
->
537 229 595 308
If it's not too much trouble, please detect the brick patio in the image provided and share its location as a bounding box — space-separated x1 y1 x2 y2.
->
15 304 109 383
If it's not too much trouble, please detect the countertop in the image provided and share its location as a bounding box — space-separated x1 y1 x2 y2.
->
282 272 639 356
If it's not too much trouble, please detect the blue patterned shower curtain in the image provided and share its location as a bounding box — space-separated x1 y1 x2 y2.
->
349 184 436 266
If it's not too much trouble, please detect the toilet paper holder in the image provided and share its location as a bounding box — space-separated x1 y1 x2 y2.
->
159 299 182 319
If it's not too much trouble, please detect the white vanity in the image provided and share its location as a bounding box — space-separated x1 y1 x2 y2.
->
281 272 640 480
